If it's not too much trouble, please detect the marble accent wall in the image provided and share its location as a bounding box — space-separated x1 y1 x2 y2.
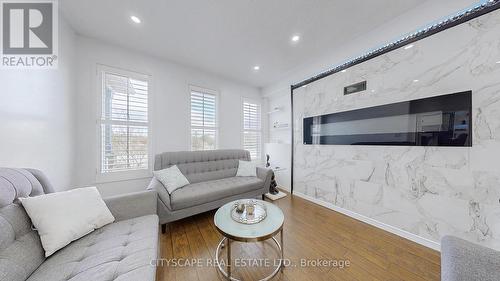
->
293 9 500 249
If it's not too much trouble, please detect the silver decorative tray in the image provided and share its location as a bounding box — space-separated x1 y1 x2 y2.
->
230 199 267 224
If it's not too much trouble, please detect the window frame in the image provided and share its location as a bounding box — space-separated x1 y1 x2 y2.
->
241 97 262 162
96 64 153 183
189 85 219 151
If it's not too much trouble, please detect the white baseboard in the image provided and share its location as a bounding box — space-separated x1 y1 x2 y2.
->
292 191 441 252
278 185 291 192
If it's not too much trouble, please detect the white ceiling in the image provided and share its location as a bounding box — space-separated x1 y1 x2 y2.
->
60 0 423 88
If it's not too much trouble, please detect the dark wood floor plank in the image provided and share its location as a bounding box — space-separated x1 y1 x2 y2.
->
170 220 200 281
157 191 441 281
155 225 175 281
183 216 220 281
278 195 439 280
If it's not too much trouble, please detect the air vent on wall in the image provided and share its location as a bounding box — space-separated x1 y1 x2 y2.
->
344 81 367 95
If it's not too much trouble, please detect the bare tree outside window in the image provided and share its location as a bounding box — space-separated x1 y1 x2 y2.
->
100 71 149 173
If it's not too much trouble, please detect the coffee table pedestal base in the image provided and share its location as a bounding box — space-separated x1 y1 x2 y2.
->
214 230 284 281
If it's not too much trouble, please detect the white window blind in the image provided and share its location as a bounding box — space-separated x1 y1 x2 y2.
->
191 87 217 150
243 99 261 161
100 69 149 174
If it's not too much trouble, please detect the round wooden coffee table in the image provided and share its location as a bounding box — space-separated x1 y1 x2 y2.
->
214 199 284 281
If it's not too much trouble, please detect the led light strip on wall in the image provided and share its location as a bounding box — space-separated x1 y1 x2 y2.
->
291 0 500 90
289 0 500 194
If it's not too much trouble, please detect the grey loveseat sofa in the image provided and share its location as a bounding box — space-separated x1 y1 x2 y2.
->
0 168 159 281
148 149 272 232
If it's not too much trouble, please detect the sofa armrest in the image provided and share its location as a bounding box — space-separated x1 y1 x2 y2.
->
441 235 500 281
256 167 273 193
148 177 172 208
26 168 56 194
104 190 157 222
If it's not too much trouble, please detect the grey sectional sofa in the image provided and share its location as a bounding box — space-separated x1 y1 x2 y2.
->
441 235 500 281
148 149 272 232
0 168 159 281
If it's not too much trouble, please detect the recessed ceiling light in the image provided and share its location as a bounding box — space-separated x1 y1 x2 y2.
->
253 66 260 71
496 60 500 64
413 79 419 83
130 16 141 24
404 44 414 50
291 35 300 42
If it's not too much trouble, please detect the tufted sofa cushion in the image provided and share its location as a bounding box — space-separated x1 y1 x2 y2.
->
0 168 46 207
1 168 159 281
151 150 272 224
0 168 53 281
26 215 158 281
154 149 251 184
0 204 46 281
167 177 264 210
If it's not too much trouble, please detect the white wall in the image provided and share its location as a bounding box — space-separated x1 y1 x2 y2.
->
262 0 479 199
262 0 490 248
74 37 262 196
264 94 292 190
0 16 77 190
293 8 500 250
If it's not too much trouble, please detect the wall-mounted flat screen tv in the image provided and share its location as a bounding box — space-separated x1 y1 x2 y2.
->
303 91 472 147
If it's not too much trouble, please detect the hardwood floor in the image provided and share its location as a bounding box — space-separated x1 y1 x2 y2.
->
156 193 440 281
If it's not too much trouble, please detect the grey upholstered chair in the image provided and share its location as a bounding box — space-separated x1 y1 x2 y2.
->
148 149 273 233
441 235 500 281
0 168 159 281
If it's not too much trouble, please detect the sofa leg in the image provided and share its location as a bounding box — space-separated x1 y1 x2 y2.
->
161 224 166 234
262 194 266 201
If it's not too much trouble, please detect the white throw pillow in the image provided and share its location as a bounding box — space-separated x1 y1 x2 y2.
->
153 165 190 194
19 186 115 257
236 160 257 177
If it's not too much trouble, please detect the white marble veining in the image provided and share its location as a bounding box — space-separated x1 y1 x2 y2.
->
293 10 500 249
